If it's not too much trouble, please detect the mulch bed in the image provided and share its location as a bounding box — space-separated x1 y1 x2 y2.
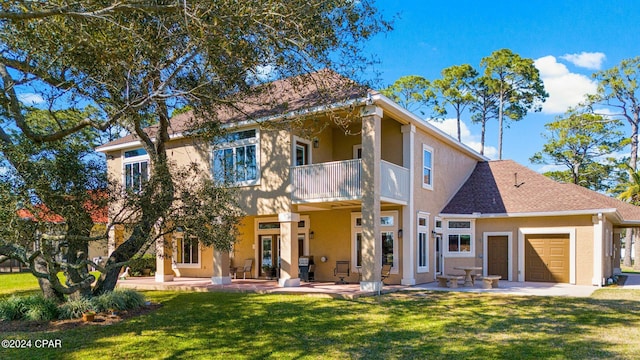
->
0 303 162 333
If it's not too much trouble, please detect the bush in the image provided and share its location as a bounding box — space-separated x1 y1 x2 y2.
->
58 297 93 319
0 289 146 321
0 294 58 321
128 254 156 276
0 296 26 321
24 296 59 321
91 289 146 313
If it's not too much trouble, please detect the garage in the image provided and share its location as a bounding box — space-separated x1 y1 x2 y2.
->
525 234 570 283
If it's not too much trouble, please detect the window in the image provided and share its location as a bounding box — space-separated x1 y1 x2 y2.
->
294 139 311 166
123 148 149 192
423 144 433 189
212 129 259 185
174 232 200 267
417 212 429 272
445 219 474 257
448 234 471 252
352 211 398 270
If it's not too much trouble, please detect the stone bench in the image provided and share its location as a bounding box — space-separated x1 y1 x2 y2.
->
436 275 464 288
482 275 501 289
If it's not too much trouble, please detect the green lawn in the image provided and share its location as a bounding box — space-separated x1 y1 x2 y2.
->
2 275 640 359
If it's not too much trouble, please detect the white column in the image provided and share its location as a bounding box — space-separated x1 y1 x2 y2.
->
360 105 383 293
155 237 174 282
401 124 416 285
278 212 301 287
211 249 232 285
593 213 604 286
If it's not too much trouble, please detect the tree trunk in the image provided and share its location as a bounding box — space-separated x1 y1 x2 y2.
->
480 120 486 155
34 256 65 302
623 229 633 267
634 228 640 270
498 87 505 160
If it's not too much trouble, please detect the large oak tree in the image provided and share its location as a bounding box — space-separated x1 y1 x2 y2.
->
0 0 390 296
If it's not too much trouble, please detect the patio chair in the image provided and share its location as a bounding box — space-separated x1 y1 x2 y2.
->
238 259 253 279
334 260 350 284
381 264 392 283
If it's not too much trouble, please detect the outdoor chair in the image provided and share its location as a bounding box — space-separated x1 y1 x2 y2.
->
238 259 253 279
334 260 350 284
381 264 392 283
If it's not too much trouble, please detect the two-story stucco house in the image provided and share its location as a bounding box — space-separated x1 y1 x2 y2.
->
97 70 640 291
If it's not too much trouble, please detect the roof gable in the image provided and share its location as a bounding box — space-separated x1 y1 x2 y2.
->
441 160 640 224
97 69 367 151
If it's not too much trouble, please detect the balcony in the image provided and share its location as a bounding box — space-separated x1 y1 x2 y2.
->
291 159 410 205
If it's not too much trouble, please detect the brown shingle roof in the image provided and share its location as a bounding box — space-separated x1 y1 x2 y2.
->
441 160 640 224
97 69 368 150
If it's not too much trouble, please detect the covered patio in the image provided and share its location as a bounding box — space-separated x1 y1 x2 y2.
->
116 276 601 298
116 277 408 299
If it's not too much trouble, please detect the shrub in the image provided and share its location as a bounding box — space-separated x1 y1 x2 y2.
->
23 296 59 321
0 296 26 321
58 297 93 319
0 294 58 321
91 289 145 312
128 254 156 276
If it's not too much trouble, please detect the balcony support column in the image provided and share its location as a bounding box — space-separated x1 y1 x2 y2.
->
360 105 383 293
401 124 416 285
278 212 301 287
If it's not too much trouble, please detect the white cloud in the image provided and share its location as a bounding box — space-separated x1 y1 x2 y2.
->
534 56 598 114
560 52 606 70
17 93 45 105
428 118 498 159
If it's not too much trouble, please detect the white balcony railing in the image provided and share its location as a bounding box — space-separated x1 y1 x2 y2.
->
380 160 410 203
291 159 409 204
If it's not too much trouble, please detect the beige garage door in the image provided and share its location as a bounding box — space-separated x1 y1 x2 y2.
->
525 234 570 283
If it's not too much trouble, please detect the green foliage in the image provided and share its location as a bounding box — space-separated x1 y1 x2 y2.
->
433 64 479 141
58 297 93 319
531 110 625 191
0 288 145 321
0 294 59 321
128 254 157 276
380 75 436 114
481 48 548 159
90 289 145 313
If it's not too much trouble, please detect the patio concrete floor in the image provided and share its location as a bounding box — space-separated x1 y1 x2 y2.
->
112 274 640 298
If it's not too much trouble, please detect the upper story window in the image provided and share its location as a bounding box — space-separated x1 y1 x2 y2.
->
212 129 259 186
123 148 149 192
423 144 433 190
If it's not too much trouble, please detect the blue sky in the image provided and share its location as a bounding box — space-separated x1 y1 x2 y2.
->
363 1 640 171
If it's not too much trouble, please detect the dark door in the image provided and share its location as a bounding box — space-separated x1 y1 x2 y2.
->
487 235 509 279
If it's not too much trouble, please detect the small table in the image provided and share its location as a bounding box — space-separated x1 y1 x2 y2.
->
453 266 482 287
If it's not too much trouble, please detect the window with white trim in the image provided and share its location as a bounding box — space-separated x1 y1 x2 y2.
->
423 144 433 190
445 219 475 257
212 129 259 185
173 230 200 267
123 148 149 192
351 211 399 271
417 212 429 273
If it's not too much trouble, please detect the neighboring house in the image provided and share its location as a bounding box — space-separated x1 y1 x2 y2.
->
14 203 109 263
97 70 640 290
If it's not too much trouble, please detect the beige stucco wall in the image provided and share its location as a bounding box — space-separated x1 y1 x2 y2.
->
472 215 598 286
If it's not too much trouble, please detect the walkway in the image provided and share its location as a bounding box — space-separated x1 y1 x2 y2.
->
411 280 596 297
622 273 640 290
